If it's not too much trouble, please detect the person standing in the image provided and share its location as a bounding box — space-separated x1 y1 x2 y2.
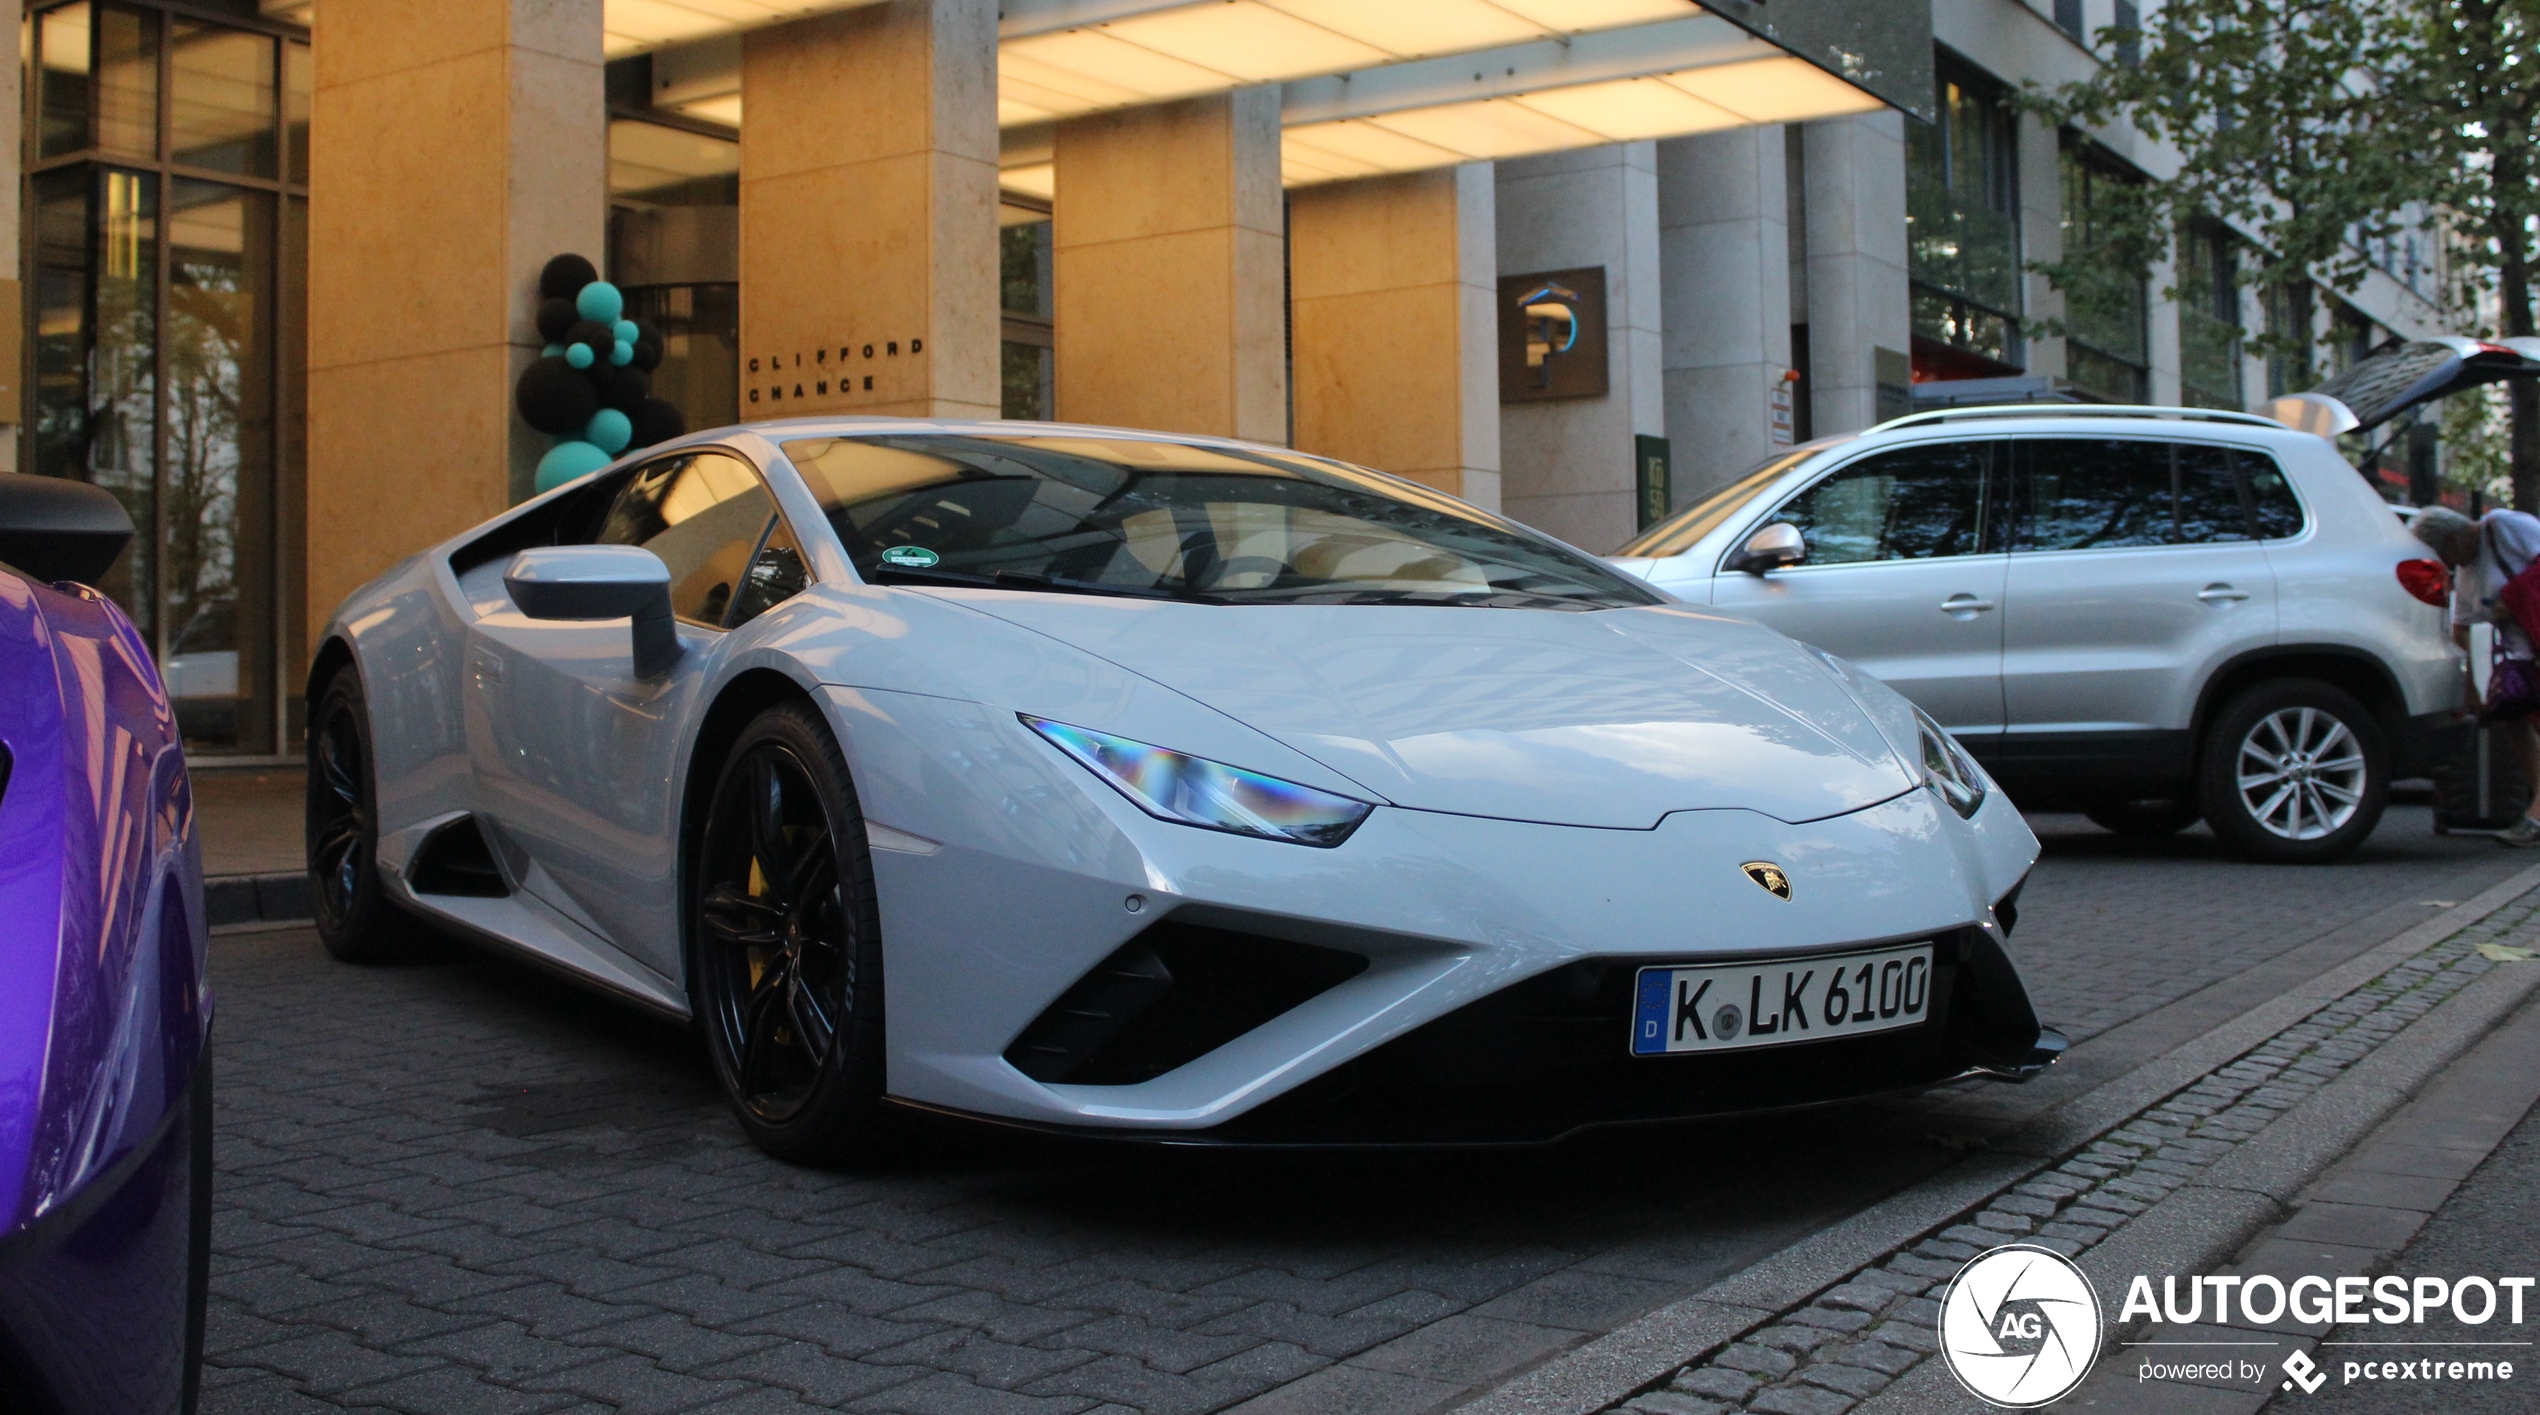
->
2413 505 2540 844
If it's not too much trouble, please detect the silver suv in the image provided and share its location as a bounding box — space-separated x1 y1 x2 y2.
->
1611 405 2460 863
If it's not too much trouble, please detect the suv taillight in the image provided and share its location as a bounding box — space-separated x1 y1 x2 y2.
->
2397 558 2450 607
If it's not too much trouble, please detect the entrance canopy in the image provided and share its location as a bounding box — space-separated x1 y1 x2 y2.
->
600 0 1919 195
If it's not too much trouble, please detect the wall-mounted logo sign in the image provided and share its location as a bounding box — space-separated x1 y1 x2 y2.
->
747 336 925 409
1499 267 1609 404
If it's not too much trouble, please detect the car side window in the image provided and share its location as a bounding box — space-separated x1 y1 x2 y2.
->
725 517 810 628
2176 443 2254 543
1768 441 1995 565
2019 438 2172 550
595 452 780 628
2237 451 2307 539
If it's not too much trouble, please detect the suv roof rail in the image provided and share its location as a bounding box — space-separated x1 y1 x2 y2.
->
1872 404 2289 433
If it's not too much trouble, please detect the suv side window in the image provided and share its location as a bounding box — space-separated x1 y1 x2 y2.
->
2020 438 2173 550
2237 451 2307 539
595 451 784 628
1768 441 1996 565
2176 443 2254 543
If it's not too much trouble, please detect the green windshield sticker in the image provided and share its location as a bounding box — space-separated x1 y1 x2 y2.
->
880 546 940 569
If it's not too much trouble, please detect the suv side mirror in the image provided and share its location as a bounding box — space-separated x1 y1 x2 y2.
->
504 546 683 678
0 474 133 587
1730 522 1806 575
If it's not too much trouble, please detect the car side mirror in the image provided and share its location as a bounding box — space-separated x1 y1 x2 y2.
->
504 546 683 679
0 474 133 587
1730 522 1806 575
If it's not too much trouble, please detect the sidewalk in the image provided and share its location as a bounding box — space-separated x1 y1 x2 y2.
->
195 766 309 924
1463 865 2540 1415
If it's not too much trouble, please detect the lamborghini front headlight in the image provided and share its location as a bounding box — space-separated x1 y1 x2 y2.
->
1022 716 1373 847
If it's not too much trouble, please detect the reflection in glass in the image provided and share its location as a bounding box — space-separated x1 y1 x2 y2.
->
32 168 159 638
622 285 739 432
173 21 278 175
1773 444 1993 565
164 181 277 752
285 40 311 185
40 4 160 160
2020 440 2171 551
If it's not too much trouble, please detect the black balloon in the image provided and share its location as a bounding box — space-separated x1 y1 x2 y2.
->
535 297 577 344
593 363 649 414
562 318 616 358
629 397 686 449
538 253 598 302
631 320 666 372
515 356 599 436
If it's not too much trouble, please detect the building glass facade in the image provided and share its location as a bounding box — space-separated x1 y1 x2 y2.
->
2177 222 2243 409
2059 143 2149 403
1906 58 2022 381
605 108 739 435
28 0 307 757
1000 209 1053 420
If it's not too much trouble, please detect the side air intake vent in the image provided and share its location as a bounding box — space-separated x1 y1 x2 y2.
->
1006 921 1367 1086
408 816 508 897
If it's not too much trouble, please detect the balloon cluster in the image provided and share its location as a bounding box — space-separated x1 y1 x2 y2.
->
515 253 687 492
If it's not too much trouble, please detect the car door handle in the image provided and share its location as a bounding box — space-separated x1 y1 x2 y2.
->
1940 595 1996 613
2198 584 2252 602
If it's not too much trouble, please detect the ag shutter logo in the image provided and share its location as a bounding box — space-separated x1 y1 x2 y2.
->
1940 1244 2103 1407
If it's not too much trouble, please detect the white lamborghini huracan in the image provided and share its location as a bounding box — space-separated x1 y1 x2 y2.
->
308 420 2061 1159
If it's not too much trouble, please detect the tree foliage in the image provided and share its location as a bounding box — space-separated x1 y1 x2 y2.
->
2032 0 2540 505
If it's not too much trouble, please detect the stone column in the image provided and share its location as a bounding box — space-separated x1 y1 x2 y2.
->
1801 113 1911 435
2017 112 2066 382
306 0 605 645
1495 143 1664 553
1657 126 1792 504
1052 88 1286 443
738 0 999 421
1287 165 1500 509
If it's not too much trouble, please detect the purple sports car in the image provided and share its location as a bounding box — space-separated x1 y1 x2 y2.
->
0 474 210 1413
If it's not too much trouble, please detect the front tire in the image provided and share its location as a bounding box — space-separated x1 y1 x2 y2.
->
2085 799 2202 838
690 701 891 1165
306 669 422 961
2198 679 2388 863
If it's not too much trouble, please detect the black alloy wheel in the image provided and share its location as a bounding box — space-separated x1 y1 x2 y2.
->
306 670 419 962
691 701 890 1164
2197 677 2389 864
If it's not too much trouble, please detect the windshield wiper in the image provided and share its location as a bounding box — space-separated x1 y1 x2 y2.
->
866 564 1222 603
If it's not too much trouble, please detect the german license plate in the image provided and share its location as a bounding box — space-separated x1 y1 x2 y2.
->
1631 942 1934 1055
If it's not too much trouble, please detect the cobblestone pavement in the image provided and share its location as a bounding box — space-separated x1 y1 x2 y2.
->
200 808 2529 1415
1601 886 2540 1415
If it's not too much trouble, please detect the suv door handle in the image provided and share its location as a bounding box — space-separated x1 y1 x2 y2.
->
1940 594 1996 614
2198 584 2252 602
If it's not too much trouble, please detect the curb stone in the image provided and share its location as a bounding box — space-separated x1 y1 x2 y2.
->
1454 864 2540 1415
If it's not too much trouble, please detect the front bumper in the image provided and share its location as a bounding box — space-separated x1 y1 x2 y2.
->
832 686 2049 1141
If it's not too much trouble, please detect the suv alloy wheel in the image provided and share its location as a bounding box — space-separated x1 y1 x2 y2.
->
2198 678 2389 863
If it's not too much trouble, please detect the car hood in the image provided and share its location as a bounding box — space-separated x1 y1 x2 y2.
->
953 597 1919 828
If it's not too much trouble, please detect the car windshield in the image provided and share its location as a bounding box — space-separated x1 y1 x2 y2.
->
1613 441 1845 558
780 433 1664 610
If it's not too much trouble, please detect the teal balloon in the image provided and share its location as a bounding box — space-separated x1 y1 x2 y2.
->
613 319 639 345
585 407 633 454
609 339 634 366
535 440 612 492
565 343 594 370
574 281 625 324
541 342 564 358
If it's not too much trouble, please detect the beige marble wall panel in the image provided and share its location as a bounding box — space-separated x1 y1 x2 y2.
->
1292 284 1463 475
1287 165 1498 503
1053 88 1285 442
306 347 514 633
739 0 998 420
307 0 605 652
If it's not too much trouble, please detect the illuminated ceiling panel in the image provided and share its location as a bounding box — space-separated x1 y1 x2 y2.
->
602 0 877 59
994 0 1705 124
1664 56 1888 124
1507 76 1744 142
